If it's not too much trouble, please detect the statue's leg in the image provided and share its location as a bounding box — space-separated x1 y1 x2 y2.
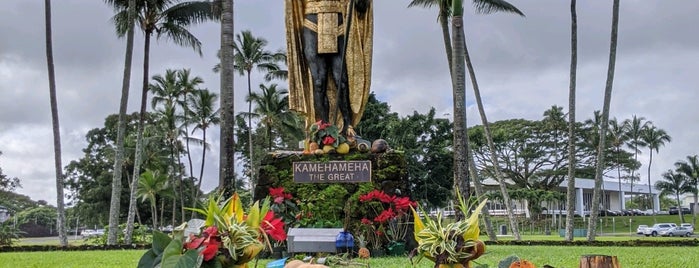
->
331 36 352 134
302 27 330 123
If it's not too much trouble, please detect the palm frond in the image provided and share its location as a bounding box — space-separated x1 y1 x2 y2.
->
164 1 219 25
472 0 525 16
158 22 203 55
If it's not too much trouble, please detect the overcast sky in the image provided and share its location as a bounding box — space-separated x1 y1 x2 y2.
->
1 1 697 205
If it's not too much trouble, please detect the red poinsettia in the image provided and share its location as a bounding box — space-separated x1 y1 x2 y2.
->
185 226 222 261
261 211 287 242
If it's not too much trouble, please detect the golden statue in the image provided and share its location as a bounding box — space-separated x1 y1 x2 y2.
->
285 0 373 135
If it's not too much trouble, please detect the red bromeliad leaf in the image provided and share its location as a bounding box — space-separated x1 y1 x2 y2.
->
185 235 205 250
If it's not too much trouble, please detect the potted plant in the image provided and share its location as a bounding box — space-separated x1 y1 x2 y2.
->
410 192 487 268
138 193 286 268
358 189 416 256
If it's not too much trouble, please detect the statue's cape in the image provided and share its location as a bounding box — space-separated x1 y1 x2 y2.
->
285 0 373 130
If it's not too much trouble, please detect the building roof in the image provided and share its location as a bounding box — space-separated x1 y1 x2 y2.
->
478 177 659 195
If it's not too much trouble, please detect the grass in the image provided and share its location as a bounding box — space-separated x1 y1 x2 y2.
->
2 244 698 268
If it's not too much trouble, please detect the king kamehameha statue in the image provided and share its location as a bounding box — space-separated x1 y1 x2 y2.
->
285 0 373 147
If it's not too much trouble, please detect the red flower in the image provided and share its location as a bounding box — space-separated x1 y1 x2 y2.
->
322 136 335 145
269 187 285 198
201 236 221 261
274 196 285 204
261 211 287 242
393 197 414 212
361 218 372 225
284 193 293 200
374 208 396 223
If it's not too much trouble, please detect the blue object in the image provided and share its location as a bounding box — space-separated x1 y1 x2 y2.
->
266 257 288 268
335 231 354 253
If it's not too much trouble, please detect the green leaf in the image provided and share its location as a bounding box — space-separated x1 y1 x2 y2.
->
137 248 158 268
161 238 202 268
152 231 173 256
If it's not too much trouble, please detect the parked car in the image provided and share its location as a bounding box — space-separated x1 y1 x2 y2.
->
660 226 692 237
681 223 694 234
644 223 676 237
636 225 648 235
669 207 691 215
598 209 618 217
81 229 104 238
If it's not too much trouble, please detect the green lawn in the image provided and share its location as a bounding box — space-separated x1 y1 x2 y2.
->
1 244 698 268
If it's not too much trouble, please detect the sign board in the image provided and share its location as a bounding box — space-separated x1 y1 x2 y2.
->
293 160 371 183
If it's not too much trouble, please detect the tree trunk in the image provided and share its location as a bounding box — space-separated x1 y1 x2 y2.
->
647 149 653 210
120 0 138 245
462 21 521 242
676 193 685 223
219 0 236 194
450 13 470 206
193 129 208 208
587 0 620 241
438 6 453 79
564 0 578 242
247 71 255 195
617 146 622 210
114 29 151 245
579 255 620 268
44 0 68 247
467 139 496 241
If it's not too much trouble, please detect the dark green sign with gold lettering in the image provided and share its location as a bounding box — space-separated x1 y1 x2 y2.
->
293 160 371 183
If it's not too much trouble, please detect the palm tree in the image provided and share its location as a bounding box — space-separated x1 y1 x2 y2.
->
408 0 525 241
44 0 68 247
246 84 302 150
564 0 578 242
587 0 620 241
187 89 220 211
175 69 204 185
675 155 699 226
623 115 649 206
114 0 138 246
137 169 170 229
641 125 671 210
231 30 285 189
656 170 693 224
219 0 235 194
107 0 218 243
608 117 628 210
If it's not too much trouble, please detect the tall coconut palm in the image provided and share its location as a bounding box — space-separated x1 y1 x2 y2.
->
219 0 235 194
111 0 138 245
187 89 220 212
409 0 524 241
675 155 699 226
587 0 620 241
44 0 68 247
623 115 649 206
246 84 302 150
656 170 693 224
231 30 285 189
641 125 671 210
175 69 204 184
608 117 628 210
107 0 218 244
564 0 578 242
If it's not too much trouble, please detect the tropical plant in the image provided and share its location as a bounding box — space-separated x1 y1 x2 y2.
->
267 187 300 231
231 30 286 188
656 170 693 223
411 192 487 267
358 190 416 248
107 0 219 244
675 155 699 226
138 193 286 268
187 89 220 207
623 115 649 203
607 117 627 210
246 84 302 150
564 0 578 242
587 0 620 241
0 221 23 246
641 125 671 209
43 0 68 246
137 169 171 229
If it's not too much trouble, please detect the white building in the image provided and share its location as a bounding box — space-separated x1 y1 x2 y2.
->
478 178 660 216
0 205 9 223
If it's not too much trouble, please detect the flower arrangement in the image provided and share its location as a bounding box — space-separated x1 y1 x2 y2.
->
410 191 487 268
310 120 345 147
138 193 286 268
358 190 416 250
